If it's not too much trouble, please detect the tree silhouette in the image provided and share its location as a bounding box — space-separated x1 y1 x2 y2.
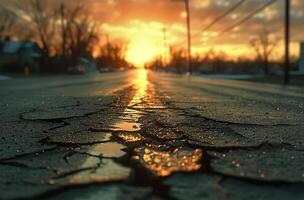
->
250 30 277 75
0 6 17 40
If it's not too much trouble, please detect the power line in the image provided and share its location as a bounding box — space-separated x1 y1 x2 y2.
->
179 0 246 45
219 0 277 37
198 0 277 45
193 0 246 38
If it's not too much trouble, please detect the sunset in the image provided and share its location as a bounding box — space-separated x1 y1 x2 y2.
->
87 0 302 64
1 0 304 199
91 0 302 65
0 0 303 66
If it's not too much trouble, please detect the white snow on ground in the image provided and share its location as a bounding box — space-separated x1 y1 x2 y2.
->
0 75 11 81
193 74 265 80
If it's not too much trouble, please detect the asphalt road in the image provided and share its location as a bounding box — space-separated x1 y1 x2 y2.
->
0 70 304 200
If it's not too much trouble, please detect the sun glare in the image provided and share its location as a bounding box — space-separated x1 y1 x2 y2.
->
125 31 162 68
102 20 164 68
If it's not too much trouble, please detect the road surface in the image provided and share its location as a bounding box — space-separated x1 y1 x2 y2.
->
0 70 304 199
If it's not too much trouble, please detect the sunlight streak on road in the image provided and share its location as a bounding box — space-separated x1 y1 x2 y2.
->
112 68 149 132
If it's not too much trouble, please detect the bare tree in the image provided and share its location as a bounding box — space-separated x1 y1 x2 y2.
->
250 30 277 75
0 6 17 40
19 0 58 57
97 41 130 69
17 1 99 70
57 3 99 65
169 47 187 74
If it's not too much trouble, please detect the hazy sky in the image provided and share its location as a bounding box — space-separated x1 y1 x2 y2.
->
3 0 304 65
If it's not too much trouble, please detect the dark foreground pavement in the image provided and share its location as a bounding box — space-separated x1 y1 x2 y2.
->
0 70 304 200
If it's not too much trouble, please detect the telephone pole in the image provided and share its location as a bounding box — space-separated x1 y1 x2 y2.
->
162 27 168 66
284 0 290 84
172 0 192 74
184 0 192 74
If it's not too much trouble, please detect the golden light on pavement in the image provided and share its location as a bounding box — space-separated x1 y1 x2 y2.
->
134 147 203 177
112 68 148 132
132 68 149 97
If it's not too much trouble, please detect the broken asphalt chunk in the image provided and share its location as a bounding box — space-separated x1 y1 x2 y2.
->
209 145 304 183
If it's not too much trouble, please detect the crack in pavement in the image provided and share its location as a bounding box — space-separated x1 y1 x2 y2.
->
1 71 304 200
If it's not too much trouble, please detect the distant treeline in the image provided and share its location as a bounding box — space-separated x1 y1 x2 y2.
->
145 47 299 75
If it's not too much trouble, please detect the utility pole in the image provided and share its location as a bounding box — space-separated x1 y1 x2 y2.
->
284 0 290 84
184 0 192 74
172 0 192 74
162 27 168 66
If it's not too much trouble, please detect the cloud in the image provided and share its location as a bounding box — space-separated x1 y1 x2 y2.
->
2 0 304 61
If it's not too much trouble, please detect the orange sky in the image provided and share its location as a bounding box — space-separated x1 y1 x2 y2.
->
4 0 304 66
91 0 304 66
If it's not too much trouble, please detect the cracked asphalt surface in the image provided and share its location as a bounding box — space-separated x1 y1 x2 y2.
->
1 70 304 200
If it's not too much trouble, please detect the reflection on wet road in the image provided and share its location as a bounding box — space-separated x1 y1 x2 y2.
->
71 69 149 183
61 70 150 184
134 147 203 177
3 67 304 200
113 69 149 131
111 69 203 176
60 69 204 185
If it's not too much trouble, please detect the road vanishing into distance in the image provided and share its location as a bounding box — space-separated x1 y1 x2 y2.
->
1 69 304 199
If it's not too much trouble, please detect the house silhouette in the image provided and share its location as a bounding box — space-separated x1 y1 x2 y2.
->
0 40 42 73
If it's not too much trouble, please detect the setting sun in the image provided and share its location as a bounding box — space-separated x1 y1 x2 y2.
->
102 20 165 67
125 33 161 67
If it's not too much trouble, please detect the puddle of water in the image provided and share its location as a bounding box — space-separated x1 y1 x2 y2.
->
118 132 144 142
111 121 141 132
113 69 149 132
118 108 142 120
55 159 131 185
74 70 148 182
134 148 203 177
79 142 126 158
132 105 167 109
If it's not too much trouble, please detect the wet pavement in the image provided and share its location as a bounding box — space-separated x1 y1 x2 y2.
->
0 70 304 199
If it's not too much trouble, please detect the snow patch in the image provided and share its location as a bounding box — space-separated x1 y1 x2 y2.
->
0 75 11 81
